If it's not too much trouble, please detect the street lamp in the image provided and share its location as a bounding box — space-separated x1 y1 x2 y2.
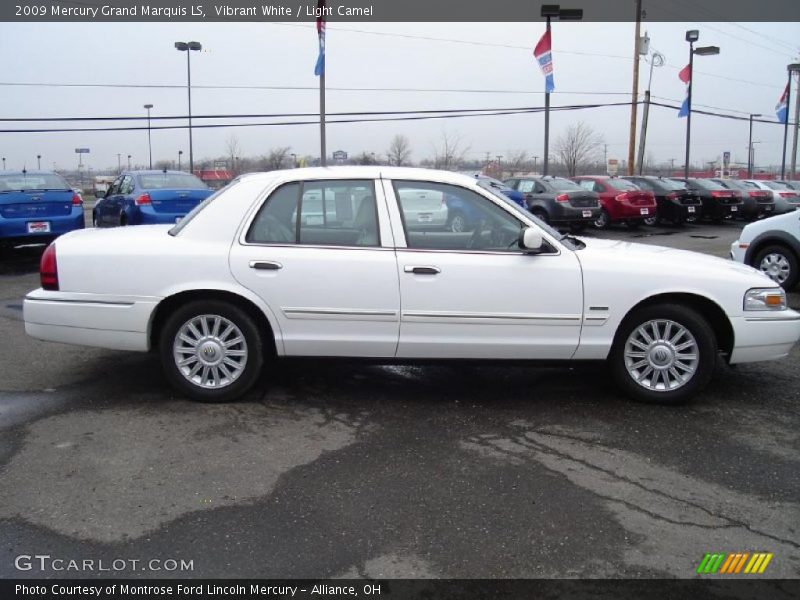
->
144 104 154 169
781 63 800 180
683 30 720 181
36 154 41 170
747 113 762 178
540 4 583 176
175 41 202 174
178 150 183 171
637 48 665 174
1 158 5 170
127 154 132 170
290 153 297 168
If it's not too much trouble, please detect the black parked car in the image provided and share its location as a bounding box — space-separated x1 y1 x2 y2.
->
622 176 702 225
710 178 775 221
503 176 600 231
669 178 743 223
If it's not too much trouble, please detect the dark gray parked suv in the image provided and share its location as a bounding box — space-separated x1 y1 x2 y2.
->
504 176 601 231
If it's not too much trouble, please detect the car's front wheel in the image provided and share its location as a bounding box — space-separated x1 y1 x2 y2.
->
754 245 799 290
448 211 468 233
159 300 264 402
609 303 716 404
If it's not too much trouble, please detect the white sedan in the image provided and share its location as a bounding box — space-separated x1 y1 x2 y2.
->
23 167 800 404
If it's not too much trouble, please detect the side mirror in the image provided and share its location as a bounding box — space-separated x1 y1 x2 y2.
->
94 190 106 199
518 227 544 253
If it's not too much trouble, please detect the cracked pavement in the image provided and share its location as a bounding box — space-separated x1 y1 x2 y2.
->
1 222 799 580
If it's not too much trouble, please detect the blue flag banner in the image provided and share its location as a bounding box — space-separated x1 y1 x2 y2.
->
314 0 326 76
533 30 554 93
776 83 789 124
677 64 691 118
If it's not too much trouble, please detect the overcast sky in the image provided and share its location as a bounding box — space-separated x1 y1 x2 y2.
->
0 20 798 172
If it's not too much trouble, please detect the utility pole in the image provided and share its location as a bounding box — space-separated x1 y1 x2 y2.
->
791 69 800 179
116 153 122 174
627 0 643 175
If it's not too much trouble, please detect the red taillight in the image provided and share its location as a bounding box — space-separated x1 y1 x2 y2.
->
40 243 59 291
556 193 570 202
780 192 795 198
135 193 152 206
615 193 629 202
666 192 680 200
711 191 730 198
71 193 82 206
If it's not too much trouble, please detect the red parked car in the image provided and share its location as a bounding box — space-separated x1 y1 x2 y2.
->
572 176 657 229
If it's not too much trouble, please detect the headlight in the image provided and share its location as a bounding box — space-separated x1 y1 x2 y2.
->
744 288 787 311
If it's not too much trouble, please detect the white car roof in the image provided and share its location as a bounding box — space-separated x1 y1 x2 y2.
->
236 166 480 187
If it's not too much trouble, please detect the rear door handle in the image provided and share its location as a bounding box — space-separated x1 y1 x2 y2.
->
404 265 441 275
249 260 283 270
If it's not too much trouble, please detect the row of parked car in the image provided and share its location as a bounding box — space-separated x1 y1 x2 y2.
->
494 174 800 232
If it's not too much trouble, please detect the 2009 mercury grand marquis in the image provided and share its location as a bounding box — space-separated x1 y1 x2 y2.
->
23 167 800 403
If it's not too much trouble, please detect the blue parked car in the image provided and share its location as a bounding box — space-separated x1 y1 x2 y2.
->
93 170 212 227
443 175 526 232
0 170 84 249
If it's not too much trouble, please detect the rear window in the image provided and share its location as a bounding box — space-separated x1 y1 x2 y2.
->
690 179 726 191
169 183 234 236
138 173 208 190
762 181 791 190
659 179 688 191
0 173 70 192
605 178 639 191
547 178 582 191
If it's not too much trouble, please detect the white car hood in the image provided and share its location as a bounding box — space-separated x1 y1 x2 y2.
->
576 236 773 284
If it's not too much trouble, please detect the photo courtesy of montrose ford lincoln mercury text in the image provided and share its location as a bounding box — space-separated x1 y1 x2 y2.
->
23 167 800 404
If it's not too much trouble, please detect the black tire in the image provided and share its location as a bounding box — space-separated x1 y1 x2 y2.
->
609 303 717 405
531 208 550 224
643 215 658 227
159 300 265 402
592 209 610 229
753 244 799 290
92 212 98 228
119 213 128 227
447 210 468 233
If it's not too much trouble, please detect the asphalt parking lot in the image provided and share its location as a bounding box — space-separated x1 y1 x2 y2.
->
1 217 799 580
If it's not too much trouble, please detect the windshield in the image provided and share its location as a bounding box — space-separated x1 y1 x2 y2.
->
0 173 71 192
138 172 208 190
547 178 582 191
605 178 639 191
169 182 235 235
690 179 726 191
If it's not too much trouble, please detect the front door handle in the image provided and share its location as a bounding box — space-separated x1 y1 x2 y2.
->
404 265 441 275
249 260 283 270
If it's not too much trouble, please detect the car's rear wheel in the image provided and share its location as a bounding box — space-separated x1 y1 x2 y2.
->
610 303 716 404
643 215 658 226
119 213 128 227
92 212 98 228
448 211 467 233
159 300 264 402
754 245 799 290
593 209 610 229
531 208 550 224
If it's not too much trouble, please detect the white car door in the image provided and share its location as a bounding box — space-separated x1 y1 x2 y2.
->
229 178 400 357
384 178 584 359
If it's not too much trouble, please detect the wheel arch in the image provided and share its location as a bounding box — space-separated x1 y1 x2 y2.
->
616 292 734 358
148 288 281 357
744 232 800 266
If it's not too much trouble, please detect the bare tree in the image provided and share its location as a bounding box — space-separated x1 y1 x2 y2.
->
554 122 604 177
432 131 470 171
226 134 242 173
352 151 380 165
261 147 291 171
387 134 412 166
505 150 529 176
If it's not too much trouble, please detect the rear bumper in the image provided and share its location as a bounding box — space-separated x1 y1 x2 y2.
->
728 311 800 364
606 202 656 221
0 210 84 246
23 289 160 352
133 206 188 225
549 203 600 223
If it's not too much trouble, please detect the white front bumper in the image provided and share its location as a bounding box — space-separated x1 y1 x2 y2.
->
729 311 800 363
23 289 160 352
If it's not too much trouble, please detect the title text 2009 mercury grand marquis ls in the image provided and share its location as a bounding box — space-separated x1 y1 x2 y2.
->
23 167 800 404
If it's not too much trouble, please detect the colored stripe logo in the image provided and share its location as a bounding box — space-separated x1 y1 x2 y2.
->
697 552 773 574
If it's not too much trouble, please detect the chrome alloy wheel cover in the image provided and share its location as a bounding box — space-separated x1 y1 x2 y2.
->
624 319 698 392
173 314 248 389
759 252 791 284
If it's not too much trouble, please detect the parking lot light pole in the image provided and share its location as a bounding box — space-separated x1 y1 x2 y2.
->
1 158 5 170
540 5 583 177
781 64 800 180
144 104 154 169
127 154 132 170
36 155 41 169
175 41 202 174
747 113 761 178
178 150 183 171
683 30 719 181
